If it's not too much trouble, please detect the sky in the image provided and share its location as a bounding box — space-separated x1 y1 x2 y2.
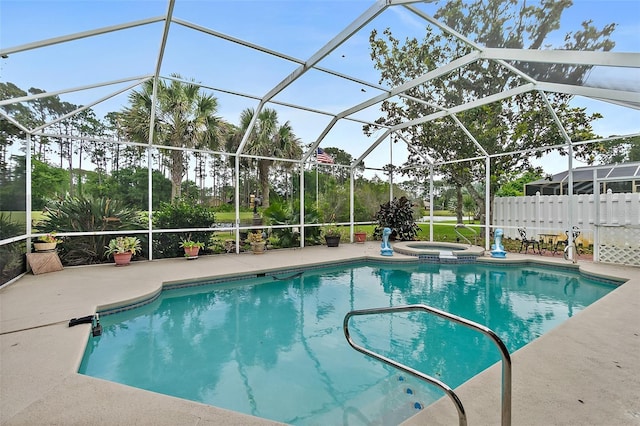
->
1 0 639 180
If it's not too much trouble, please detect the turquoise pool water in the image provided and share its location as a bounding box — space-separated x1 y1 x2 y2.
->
79 261 616 425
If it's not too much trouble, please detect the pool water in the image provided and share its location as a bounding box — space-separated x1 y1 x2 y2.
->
79 261 616 425
405 243 464 251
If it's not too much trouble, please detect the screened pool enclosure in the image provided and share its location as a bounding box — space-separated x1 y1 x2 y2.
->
1 0 639 283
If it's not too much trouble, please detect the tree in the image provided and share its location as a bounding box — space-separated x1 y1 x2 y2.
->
496 169 544 197
31 158 69 210
367 0 615 228
596 136 640 164
237 108 302 208
320 147 365 183
120 75 224 201
0 83 30 181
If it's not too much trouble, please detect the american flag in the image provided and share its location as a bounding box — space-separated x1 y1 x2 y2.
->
317 147 334 164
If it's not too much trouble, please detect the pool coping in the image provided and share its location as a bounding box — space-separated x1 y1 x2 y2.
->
97 256 624 318
392 241 485 262
1 242 639 425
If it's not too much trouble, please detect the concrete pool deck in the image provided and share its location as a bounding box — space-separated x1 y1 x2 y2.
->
1 243 638 425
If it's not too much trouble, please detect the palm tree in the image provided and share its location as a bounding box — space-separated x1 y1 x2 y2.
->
238 107 302 208
120 74 223 201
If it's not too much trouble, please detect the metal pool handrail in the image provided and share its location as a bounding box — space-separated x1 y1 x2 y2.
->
455 223 478 246
343 304 512 426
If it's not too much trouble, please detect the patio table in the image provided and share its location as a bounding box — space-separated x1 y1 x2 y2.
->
539 233 562 254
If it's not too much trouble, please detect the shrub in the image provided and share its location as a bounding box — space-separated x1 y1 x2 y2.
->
0 213 26 285
373 196 420 241
263 200 322 248
152 199 216 258
36 195 144 265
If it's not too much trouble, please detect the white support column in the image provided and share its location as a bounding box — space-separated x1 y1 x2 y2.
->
541 91 575 262
26 134 32 250
147 148 153 260
568 144 575 262
389 137 393 201
429 165 434 242
146 78 160 261
485 156 491 250
234 154 241 253
593 168 600 262
350 169 355 243
300 163 305 248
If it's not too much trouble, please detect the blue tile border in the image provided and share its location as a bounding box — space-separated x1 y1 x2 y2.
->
97 256 625 316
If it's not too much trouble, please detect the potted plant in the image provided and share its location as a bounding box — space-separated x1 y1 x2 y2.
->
323 225 341 247
373 196 420 241
247 231 266 254
179 239 205 259
105 236 141 266
354 229 367 244
33 232 62 252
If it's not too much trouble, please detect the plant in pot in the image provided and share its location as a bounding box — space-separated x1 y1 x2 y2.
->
247 231 266 254
105 236 142 266
323 225 342 247
373 196 420 241
354 229 367 244
33 232 62 252
179 239 205 259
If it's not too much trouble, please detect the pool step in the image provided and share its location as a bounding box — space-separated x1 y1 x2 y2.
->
312 374 438 426
439 250 457 261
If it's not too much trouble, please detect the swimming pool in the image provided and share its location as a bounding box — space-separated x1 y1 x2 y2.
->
78 261 616 425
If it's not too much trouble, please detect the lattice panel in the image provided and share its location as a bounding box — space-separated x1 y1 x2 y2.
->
598 226 640 266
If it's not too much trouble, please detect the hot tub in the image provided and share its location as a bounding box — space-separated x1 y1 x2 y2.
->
392 241 484 262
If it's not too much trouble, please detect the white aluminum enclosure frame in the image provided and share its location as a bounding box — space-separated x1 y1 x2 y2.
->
1 0 639 261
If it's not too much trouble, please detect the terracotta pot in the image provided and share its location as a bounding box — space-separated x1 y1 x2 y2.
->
354 232 367 244
34 242 57 252
184 246 200 259
113 252 133 266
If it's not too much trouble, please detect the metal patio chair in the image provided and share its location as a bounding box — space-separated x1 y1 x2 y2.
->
518 228 540 254
554 226 581 258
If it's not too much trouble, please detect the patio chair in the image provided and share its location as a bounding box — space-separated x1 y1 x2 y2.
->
518 228 540 254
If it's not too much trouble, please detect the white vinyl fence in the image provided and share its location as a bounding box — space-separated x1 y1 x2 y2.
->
493 191 640 266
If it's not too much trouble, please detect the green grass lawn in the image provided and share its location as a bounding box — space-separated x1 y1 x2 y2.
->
214 211 255 223
417 222 483 242
336 222 483 243
1 211 46 227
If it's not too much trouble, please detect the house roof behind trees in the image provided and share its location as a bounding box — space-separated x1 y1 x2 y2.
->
525 162 640 195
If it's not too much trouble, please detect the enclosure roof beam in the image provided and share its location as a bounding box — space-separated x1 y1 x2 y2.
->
0 17 164 57
395 132 433 166
261 0 389 104
31 78 152 133
0 110 30 134
350 83 534 169
0 75 152 107
307 51 482 163
450 114 488 157
234 0 401 157
353 129 393 168
173 18 386 92
403 4 538 85
153 0 175 79
537 83 640 108
393 83 535 131
163 74 386 128
481 49 640 68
